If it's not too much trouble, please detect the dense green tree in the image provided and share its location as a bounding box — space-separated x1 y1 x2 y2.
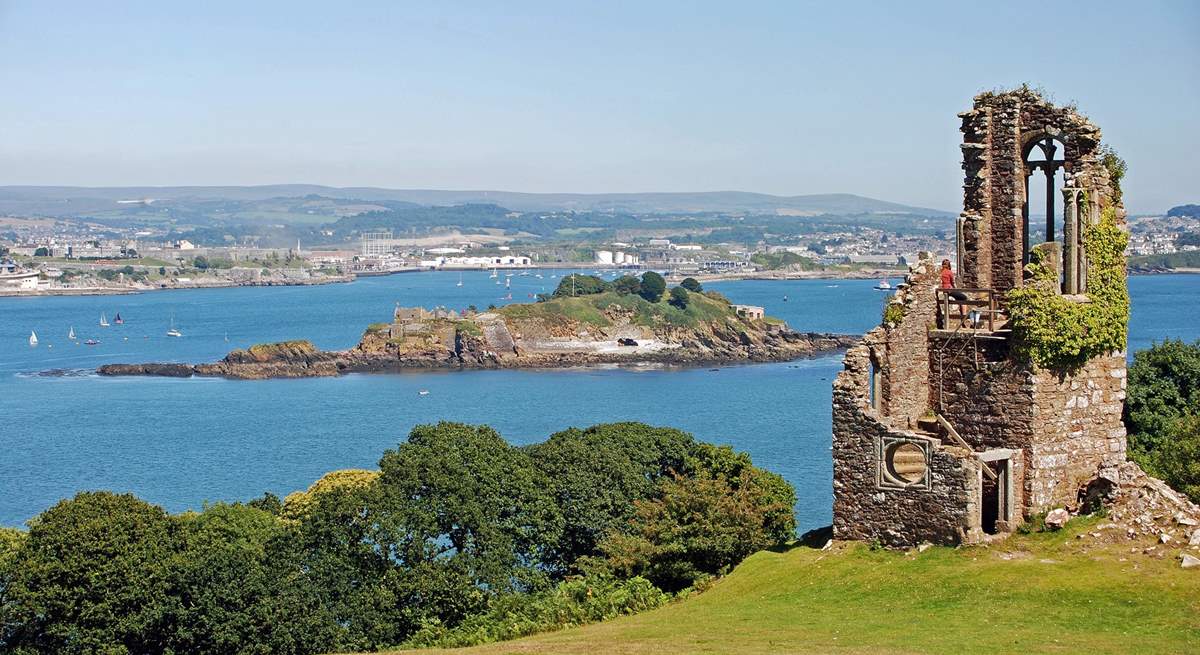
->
612 275 642 296
680 277 703 293
1145 415 1200 502
638 272 666 303
552 274 609 298
33 247 49 257
374 422 563 591
193 255 211 270
527 423 696 574
1125 339 1200 456
169 503 337 655
668 286 689 309
595 469 795 593
0 492 180 655
288 476 396 651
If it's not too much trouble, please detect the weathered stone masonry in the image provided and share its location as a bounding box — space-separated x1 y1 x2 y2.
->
832 89 1126 546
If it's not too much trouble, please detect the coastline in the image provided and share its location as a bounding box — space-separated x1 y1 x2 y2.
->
0 273 355 298
96 332 858 380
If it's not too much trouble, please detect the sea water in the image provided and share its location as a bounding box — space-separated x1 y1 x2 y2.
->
0 272 1195 530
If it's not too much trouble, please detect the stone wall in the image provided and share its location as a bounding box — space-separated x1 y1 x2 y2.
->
873 258 938 429
1026 353 1128 511
928 334 1127 516
833 344 982 546
958 88 1112 294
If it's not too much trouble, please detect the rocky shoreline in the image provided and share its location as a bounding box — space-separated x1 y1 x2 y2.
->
98 332 858 380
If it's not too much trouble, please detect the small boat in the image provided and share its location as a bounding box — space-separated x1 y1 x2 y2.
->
29 331 38 347
166 314 182 338
418 389 430 396
456 273 463 287
783 295 789 302
874 279 892 291
68 326 76 340
99 312 110 327
505 277 511 289
224 332 229 342
85 339 99 346
114 313 124 325
490 268 498 279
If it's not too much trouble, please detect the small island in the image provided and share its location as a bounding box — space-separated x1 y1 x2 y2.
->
98 273 856 380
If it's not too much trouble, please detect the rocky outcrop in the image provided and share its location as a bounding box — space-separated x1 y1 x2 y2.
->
97 303 858 380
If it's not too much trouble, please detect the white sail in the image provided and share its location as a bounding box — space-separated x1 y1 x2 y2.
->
99 312 109 327
29 331 38 346
68 326 75 340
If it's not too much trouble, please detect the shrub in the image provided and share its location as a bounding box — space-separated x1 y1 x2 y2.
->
1144 415 1200 503
638 272 666 303
668 286 690 309
402 575 667 649
612 275 641 296
553 274 609 298
594 469 794 593
882 300 905 326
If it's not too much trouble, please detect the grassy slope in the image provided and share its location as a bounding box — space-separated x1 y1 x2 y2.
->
496 291 739 329
379 517 1199 655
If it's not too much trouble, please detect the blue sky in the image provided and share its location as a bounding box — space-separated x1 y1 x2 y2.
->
0 1 1196 212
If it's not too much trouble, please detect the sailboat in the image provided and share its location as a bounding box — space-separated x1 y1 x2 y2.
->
166 315 182 338
68 326 76 340
114 313 123 325
29 331 38 347
99 312 110 327
456 273 463 287
489 268 498 279
505 277 510 289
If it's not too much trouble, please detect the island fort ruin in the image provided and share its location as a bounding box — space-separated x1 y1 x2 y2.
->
832 88 1134 546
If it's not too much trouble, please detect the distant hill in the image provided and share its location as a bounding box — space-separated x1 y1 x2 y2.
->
1166 204 1200 218
0 185 951 218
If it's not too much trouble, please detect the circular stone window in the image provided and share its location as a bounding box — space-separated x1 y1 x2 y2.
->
887 442 927 484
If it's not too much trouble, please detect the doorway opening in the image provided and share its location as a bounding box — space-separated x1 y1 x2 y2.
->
981 458 1011 535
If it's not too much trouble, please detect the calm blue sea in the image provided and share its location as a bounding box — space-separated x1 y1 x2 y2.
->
0 272 1195 531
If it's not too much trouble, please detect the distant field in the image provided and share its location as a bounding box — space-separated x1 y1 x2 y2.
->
376 516 1200 655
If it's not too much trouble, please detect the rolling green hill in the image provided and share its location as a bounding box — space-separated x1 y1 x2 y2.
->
373 516 1200 655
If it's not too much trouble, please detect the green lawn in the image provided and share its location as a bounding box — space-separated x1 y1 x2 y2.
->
375 517 1199 655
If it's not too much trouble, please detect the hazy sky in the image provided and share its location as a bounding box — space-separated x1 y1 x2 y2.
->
0 1 1196 212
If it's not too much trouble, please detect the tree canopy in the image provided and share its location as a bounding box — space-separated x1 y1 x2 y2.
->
0 422 795 654
638 272 666 303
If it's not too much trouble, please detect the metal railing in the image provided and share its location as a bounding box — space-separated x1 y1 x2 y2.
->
935 287 997 331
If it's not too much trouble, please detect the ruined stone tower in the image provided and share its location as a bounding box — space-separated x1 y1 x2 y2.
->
831 88 1129 546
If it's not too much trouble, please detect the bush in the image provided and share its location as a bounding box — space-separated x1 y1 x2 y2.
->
1144 415 1200 502
638 272 666 303
402 575 667 649
668 286 689 309
1125 340 1200 502
612 275 641 296
553 274 609 298
680 277 703 292
594 468 795 593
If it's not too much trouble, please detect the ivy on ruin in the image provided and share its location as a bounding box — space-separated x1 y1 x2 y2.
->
1006 207 1129 371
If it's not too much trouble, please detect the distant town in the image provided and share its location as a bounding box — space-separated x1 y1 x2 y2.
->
1 189 1197 295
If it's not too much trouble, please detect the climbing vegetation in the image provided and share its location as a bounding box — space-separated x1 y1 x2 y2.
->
1099 144 1127 205
1007 207 1129 370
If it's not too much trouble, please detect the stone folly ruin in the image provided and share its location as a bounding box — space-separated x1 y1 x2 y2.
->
832 88 1129 546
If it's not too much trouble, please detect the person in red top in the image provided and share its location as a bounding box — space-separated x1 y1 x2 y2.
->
941 259 968 326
